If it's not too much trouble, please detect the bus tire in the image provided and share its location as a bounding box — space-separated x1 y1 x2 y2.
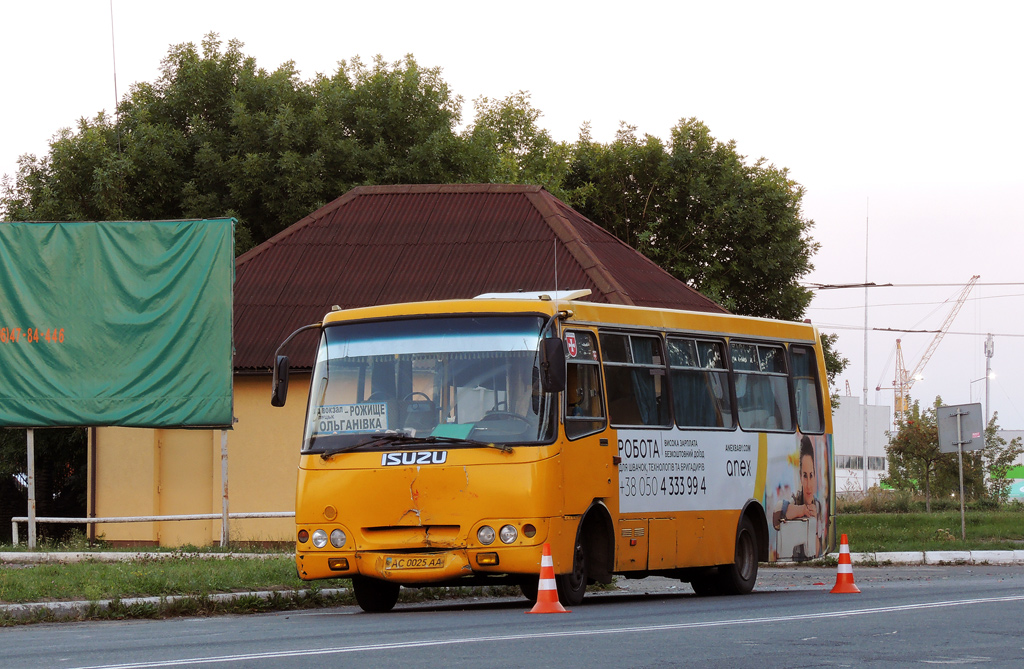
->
716 516 759 595
519 578 539 603
555 532 588 606
352 575 400 613
688 570 721 597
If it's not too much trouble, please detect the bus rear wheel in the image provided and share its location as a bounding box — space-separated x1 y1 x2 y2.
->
716 516 759 595
352 575 400 613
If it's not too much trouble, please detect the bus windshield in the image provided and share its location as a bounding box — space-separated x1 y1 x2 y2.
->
301 315 557 453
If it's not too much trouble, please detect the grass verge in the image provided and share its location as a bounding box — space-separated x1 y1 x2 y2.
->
837 510 1024 553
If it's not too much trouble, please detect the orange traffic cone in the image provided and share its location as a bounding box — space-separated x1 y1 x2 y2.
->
830 533 861 593
527 543 570 614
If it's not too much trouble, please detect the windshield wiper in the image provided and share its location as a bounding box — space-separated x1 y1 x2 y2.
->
320 432 513 461
320 432 415 461
416 435 514 453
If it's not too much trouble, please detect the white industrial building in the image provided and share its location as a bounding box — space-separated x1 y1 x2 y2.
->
832 396 892 494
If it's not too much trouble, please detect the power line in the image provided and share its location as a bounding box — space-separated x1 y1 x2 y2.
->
810 293 1024 311
814 324 1024 337
806 281 1024 289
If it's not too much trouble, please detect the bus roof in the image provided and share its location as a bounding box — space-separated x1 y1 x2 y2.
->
321 294 821 343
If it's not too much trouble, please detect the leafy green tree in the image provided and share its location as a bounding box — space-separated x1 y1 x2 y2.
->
462 91 572 190
565 119 817 322
4 36 821 324
1 36 470 255
0 428 87 544
981 413 1024 503
883 397 1019 510
884 399 950 511
562 123 668 252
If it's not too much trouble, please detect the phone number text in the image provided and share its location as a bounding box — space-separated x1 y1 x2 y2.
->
1 328 66 344
620 475 707 498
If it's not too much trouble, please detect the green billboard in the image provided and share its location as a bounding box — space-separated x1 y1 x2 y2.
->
0 219 234 428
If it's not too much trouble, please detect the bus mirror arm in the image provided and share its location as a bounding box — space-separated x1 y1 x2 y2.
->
539 338 567 393
271 322 323 407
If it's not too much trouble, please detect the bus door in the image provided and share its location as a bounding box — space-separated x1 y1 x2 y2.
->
560 329 612 514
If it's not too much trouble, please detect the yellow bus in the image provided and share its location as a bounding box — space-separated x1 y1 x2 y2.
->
271 290 834 612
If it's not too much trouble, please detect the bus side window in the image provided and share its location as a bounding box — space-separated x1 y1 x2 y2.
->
667 337 734 429
600 332 670 427
790 345 825 433
564 330 606 439
730 341 793 432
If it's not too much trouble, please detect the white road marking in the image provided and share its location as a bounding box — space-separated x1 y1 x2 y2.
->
67 594 1024 669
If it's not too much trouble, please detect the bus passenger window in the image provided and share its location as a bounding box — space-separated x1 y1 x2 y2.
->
564 330 605 439
790 345 824 433
600 332 670 427
730 341 793 432
667 337 734 429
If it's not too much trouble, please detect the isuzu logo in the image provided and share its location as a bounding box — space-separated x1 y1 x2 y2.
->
381 451 448 466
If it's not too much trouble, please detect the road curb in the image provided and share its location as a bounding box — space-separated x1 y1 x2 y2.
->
0 587 347 622
0 552 290 564
852 550 1024 565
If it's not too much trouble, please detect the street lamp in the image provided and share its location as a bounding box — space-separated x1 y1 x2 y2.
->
970 370 995 426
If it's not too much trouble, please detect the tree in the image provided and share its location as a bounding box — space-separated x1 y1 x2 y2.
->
563 122 669 253
561 120 847 387
1 36 470 255
462 91 572 190
0 428 87 544
981 413 1024 503
884 398 950 511
3 36 825 330
884 397 1020 510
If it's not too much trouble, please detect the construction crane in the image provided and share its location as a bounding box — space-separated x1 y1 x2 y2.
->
878 275 980 426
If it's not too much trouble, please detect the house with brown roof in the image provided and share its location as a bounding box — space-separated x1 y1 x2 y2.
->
90 184 724 546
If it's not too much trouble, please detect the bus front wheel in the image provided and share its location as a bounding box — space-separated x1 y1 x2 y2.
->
352 575 400 613
555 534 588 606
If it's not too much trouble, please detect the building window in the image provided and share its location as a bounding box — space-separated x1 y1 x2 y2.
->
836 455 864 469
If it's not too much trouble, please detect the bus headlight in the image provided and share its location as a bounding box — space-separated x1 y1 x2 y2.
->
499 525 518 544
477 525 496 545
330 529 346 548
311 529 328 548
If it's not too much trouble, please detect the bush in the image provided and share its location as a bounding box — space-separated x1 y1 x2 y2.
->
837 487 913 514
838 487 1019 514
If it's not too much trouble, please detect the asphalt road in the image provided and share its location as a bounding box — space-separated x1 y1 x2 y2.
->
3 565 1023 668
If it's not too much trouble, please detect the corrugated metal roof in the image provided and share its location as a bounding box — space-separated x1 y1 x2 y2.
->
234 184 726 370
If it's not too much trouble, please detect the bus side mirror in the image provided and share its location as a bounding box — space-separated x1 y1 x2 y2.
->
540 338 566 393
271 355 290 407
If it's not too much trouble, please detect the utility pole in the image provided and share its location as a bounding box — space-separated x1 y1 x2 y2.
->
984 334 994 425
862 201 870 492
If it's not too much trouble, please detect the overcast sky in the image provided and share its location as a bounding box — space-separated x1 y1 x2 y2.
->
3 1 1022 430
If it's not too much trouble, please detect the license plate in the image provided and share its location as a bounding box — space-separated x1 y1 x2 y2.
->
384 555 445 570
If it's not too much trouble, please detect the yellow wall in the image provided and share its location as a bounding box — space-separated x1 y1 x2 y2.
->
91 374 309 547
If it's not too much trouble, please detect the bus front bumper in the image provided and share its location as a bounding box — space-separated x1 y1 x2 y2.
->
296 544 552 584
